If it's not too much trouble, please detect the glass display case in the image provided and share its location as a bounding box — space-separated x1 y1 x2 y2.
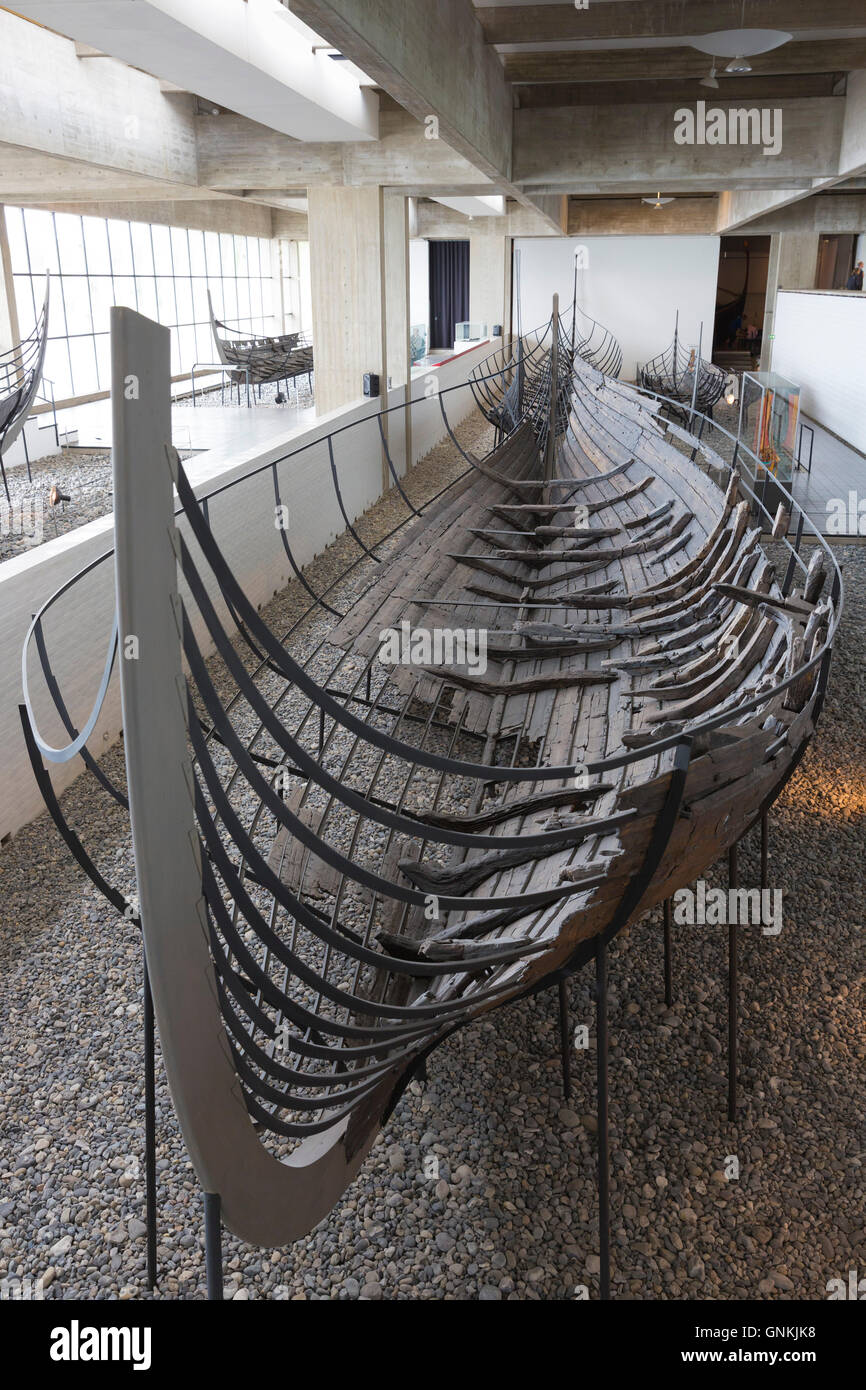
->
409 323 427 364
738 370 801 518
454 321 488 342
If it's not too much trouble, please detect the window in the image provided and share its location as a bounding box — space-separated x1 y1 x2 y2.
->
6 207 276 401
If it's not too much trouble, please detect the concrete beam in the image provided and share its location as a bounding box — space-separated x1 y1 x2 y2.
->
197 109 491 192
514 99 845 195
0 144 217 206
431 195 506 219
477 0 864 45
717 187 816 232
733 192 866 235
289 0 565 236
270 210 310 240
13 0 379 142
839 69 866 175
28 199 274 237
504 39 866 85
415 200 560 240
291 0 513 182
515 75 841 110
716 71 866 229
0 10 198 187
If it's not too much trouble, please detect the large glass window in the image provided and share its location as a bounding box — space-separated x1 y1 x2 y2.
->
6 207 276 401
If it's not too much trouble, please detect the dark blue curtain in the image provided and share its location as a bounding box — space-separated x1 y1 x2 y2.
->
429 240 469 350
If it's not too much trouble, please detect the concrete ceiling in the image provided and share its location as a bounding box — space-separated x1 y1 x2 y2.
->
1 0 866 239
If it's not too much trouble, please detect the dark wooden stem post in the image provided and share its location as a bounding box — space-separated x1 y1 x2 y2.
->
728 844 739 1123
204 1193 223 1301
143 951 157 1291
596 943 610 1300
663 897 673 1007
558 978 572 1101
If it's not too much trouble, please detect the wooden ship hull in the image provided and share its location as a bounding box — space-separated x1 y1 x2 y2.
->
0 275 49 502
638 314 727 414
207 289 313 387
21 306 840 1258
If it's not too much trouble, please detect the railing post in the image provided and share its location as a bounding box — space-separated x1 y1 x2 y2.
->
112 306 231 1252
688 321 702 428
544 294 559 486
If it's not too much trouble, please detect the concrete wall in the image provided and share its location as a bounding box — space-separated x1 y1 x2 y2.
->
515 235 721 381
1 337 493 842
772 289 866 454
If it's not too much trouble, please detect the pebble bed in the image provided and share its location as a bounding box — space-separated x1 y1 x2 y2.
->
0 445 196 565
0 408 863 1302
0 450 117 564
0 382 311 564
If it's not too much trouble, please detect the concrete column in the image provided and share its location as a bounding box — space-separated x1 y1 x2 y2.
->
308 185 387 417
761 230 817 372
469 233 510 338
384 194 410 393
383 192 411 481
0 207 21 357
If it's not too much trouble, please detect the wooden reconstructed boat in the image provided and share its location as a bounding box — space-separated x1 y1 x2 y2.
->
638 312 726 415
21 304 840 1284
207 289 314 392
0 275 49 503
572 303 622 378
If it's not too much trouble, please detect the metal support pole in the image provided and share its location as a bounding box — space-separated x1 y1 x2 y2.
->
558 978 572 1101
663 898 673 1007
204 1192 223 1301
596 942 610 1300
760 811 769 891
688 321 702 429
143 951 157 1291
728 844 739 1123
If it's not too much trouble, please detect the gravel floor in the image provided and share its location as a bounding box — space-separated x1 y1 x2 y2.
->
191 378 315 411
0 412 863 1301
0 450 116 564
0 383 310 564
0 445 197 565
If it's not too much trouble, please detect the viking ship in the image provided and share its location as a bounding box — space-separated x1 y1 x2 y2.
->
20 302 840 1297
638 311 726 416
207 289 314 400
572 302 622 378
0 275 50 504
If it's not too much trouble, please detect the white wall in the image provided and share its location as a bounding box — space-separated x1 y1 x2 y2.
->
514 236 721 381
409 239 429 338
772 289 866 454
1 337 495 842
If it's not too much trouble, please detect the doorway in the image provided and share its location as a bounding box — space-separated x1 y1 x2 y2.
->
428 240 469 351
815 234 856 290
713 235 770 363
